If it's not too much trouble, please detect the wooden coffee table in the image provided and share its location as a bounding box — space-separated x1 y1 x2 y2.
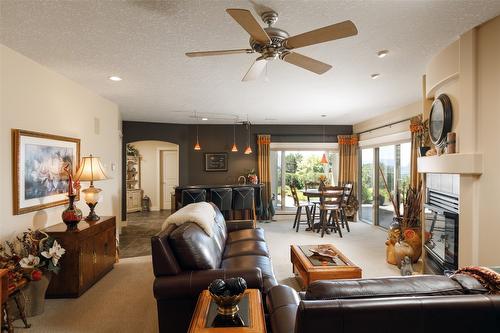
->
291 244 362 289
188 289 266 333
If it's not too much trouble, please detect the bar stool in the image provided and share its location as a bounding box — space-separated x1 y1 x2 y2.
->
232 187 255 222
181 189 206 207
210 188 233 219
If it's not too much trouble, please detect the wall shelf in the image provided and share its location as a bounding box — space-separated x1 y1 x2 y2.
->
417 153 483 175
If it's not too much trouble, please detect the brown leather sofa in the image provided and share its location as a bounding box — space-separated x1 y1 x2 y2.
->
267 275 500 333
151 204 277 333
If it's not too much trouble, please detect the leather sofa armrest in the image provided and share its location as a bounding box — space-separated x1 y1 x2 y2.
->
267 285 300 333
226 220 255 232
153 268 263 300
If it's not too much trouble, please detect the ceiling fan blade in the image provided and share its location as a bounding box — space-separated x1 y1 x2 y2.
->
226 8 271 44
186 49 253 57
281 52 332 74
284 20 358 49
242 58 267 81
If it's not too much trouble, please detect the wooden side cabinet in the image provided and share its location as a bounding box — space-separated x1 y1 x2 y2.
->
43 216 116 298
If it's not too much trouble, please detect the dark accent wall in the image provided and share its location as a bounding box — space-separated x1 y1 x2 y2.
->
122 121 352 219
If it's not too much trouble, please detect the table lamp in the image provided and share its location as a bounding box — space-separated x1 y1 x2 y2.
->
74 154 108 221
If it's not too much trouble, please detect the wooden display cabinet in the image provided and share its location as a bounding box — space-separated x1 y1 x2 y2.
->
44 217 116 298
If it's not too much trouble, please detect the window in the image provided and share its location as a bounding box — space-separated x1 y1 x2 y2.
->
358 142 411 228
270 149 339 211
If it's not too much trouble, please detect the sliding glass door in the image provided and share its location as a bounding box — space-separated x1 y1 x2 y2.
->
359 142 411 228
360 148 374 224
270 150 339 211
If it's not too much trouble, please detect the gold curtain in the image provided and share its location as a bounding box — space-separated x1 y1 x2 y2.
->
257 134 271 218
338 134 359 189
409 115 422 188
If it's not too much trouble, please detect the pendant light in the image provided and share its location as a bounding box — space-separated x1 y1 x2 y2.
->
320 125 328 164
194 124 201 151
244 121 252 155
231 122 238 152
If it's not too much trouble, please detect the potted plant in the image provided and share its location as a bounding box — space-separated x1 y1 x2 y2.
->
11 230 66 316
410 117 431 156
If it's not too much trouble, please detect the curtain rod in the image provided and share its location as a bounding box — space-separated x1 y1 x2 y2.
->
356 117 412 135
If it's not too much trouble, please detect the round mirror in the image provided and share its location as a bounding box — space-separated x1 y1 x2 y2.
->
429 94 452 147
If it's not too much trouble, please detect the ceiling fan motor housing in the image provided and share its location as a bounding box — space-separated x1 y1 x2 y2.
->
250 27 289 60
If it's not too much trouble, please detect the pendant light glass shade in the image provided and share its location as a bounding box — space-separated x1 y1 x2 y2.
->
321 152 328 164
244 121 252 154
320 126 328 164
194 125 201 151
231 123 238 152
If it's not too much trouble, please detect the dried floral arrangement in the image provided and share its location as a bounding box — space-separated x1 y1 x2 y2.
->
0 229 66 289
379 167 422 230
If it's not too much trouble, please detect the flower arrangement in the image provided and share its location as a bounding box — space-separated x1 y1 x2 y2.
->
244 169 258 184
0 229 66 287
410 117 430 148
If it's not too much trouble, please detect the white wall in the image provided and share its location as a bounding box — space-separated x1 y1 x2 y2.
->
0 45 122 239
422 15 500 266
475 16 500 265
129 140 178 211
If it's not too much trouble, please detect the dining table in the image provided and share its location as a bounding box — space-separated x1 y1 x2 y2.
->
301 187 344 232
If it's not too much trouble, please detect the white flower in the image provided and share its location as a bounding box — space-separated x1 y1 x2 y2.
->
20 255 40 269
41 240 66 266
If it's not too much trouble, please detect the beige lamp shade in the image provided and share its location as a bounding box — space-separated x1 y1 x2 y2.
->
75 155 108 184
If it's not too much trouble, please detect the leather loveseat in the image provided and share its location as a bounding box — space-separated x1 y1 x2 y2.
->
151 204 277 333
267 275 500 333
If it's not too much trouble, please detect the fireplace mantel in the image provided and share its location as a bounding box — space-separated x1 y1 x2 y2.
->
417 153 483 175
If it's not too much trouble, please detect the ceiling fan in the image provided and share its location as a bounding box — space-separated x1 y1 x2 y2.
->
185 8 358 81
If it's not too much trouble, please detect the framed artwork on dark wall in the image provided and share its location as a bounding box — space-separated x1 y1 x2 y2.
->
12 129 81 215
204 152 228 172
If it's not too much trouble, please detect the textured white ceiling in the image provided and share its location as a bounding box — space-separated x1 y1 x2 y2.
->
1 0 500 124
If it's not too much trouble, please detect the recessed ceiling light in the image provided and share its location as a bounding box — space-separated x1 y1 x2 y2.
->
201 117 208 121
377 50 389 58
371 73 380 79
321 114 327 118
108 76 122 81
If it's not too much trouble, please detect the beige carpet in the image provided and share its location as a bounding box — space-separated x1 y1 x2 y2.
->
262 216 400 289
15 256 158 333
16 216 399 332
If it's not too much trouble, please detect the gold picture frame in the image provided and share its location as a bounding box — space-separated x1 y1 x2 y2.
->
12 129 81 215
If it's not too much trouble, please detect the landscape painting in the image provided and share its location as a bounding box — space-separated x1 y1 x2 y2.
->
13 129 80 215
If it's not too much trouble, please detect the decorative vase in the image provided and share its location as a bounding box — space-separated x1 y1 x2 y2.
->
61 194 82 230
419 146 431 157
402 228 422 263
386 218 402 265
23 272 52 317
210 292 245 316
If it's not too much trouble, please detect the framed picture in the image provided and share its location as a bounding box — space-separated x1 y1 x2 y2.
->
204 153 228 172
12 129 80 215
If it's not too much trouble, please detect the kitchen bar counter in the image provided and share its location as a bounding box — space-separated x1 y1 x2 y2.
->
174 183 264 219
